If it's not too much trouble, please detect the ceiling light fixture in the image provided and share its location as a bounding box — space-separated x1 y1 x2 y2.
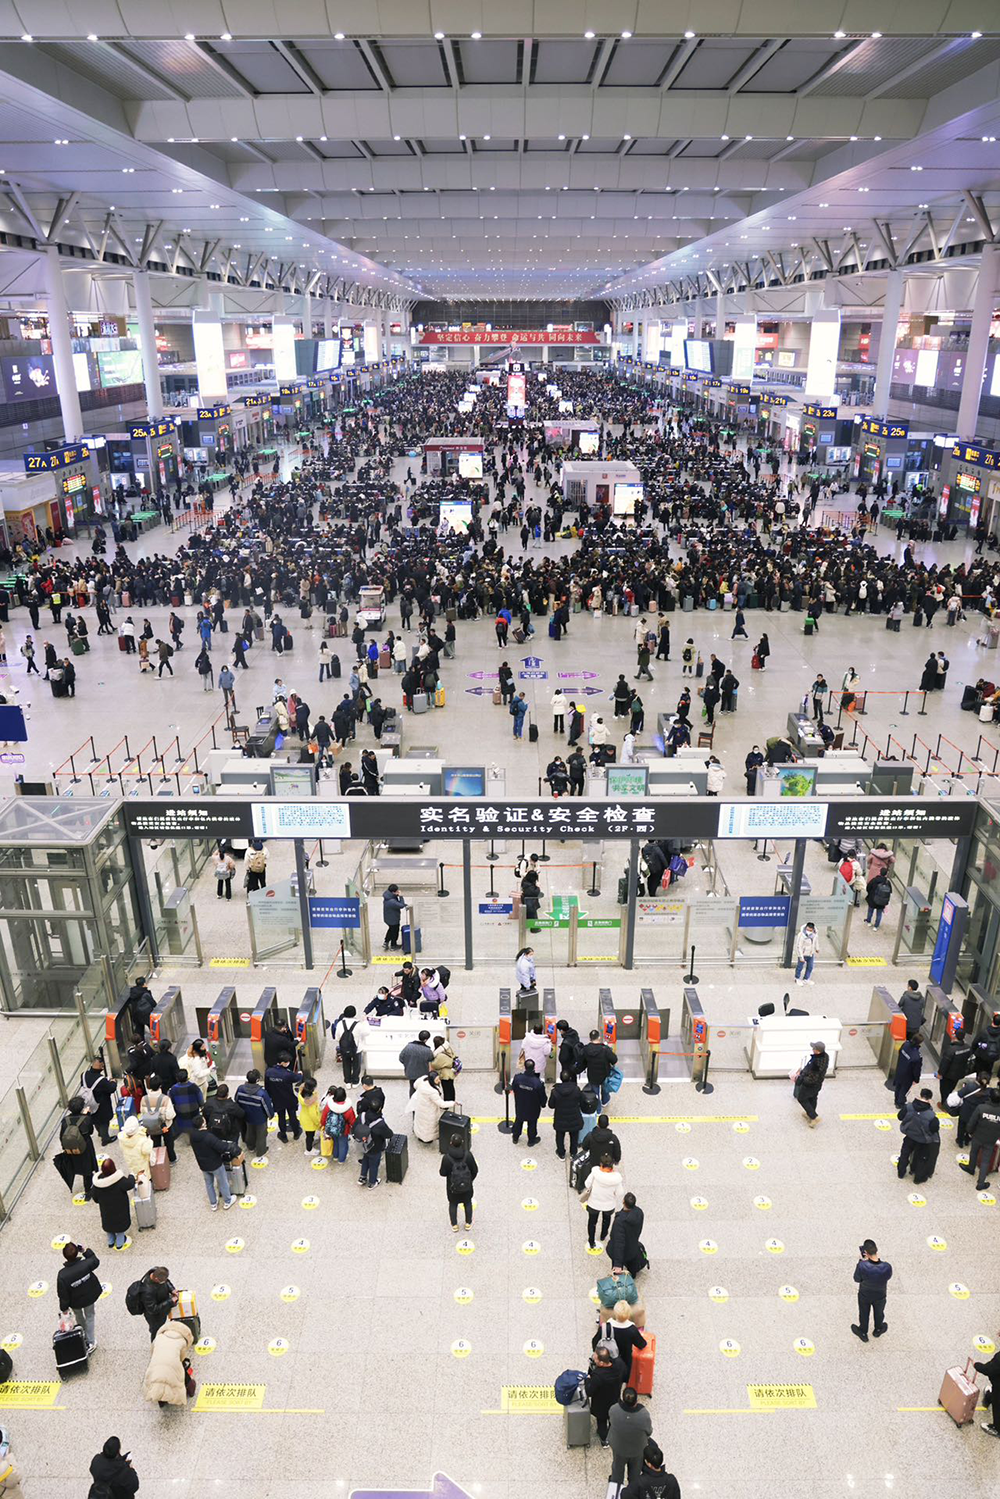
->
87 33 99 42
684 30 696 40
584 30 595 39
833 30 845 39
621 31 632 40
335 32 345 41
471 31 482 40
434 31 445 40
184 33 195 42
220 32 232 41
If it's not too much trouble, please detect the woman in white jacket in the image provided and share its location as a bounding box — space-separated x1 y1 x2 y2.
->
184 1041 216 1098
119 1116 154 1189
551 687 567 734
411 1074 448 1144
589 716 609 748
515 946 536 994
706 757 726 796
581 1153 625 1249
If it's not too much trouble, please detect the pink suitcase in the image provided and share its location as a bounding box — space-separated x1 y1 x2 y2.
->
939 1359 979 1425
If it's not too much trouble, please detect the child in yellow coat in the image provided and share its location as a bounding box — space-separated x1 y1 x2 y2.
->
297 1078 321 1154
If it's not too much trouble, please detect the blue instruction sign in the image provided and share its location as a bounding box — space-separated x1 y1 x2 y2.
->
737 895 791 928
308 896 361 929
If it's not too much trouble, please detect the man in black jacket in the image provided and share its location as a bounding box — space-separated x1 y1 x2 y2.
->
896 1089 940 1183
556 1019 582 1075
188 1116 241 1209
140 1266 176 1341
265 1056 305 1142
126 976 155 1037
582 1029 618 1106
204 1084 245 1143
81 1057 117 1146
89 1437 139 1499
358 1106 394 1189
607 1194 646 1277
622 1442 681 1499
394 961 421 1008
355 1075 386 1122
961 1086 1000 1190
511 1058 546 1147
57 1243 102 1353
584 1344 627 1447
957 1073 993 1148
263 1020 298 1069
151 1040 181 1090
587 1114 622 1169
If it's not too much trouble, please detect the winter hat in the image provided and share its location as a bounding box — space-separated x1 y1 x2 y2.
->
122 1116 140 1136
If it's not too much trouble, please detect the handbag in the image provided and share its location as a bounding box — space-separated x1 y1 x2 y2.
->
320 1133 333 1157
183 1359 196 1399
605 1066 623 1095
452 1057 463 1075
596 1272 638 1308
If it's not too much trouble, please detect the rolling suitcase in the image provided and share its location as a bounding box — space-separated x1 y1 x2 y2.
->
331 655 341 679
565 1399 591 1447
627 1333 656 1396
570 1148 590 1193
435 686 446 708
283 632 293 652
804 618 815 636
134 1186 157 1230
439 1106 471 1155
513 628 526 644
53 1324 89 1375
412 695 428 715
380 648 391 670
71 637 87 656
150 1145 171 1192
386 1133 408 1183
682 596 693 612
939 1359 979 1425
528 720 539 743
227 1159 247 1198
402 923 422 955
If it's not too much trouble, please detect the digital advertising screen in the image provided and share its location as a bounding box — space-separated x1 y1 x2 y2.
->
363 325 379 365
577 429 599 455
72 351 92 392
777 765 817 798
97 349 144 388
316 340 340 372
3 354 57 400
507 372 527 411
684 339 713 373
439 500 473 534
443 767 487 797
271 320 297 382
613 482 643 516
458 452 483 479
227 350 249 370
914 349 939 387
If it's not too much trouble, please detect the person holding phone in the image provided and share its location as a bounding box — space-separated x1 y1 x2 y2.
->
88 1437 139 1497
852 1239 892 1342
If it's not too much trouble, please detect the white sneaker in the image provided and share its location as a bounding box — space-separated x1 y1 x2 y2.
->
209 1201 219 1211
795 979 803 986
221 1198 235 1210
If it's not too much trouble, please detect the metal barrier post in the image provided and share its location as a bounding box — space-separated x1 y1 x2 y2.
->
437 861 449 899
16 1087 40 1160
359 902 371 964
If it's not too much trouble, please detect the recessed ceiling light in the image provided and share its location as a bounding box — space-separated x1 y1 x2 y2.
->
393 134 401 141
483 134 491 140
87 33 99 42
470 31 482 40
833 30 845 39
584 30 595 39
911 164 923 171
334 32 345 41
721 133 729 141
184 33 195 42
871 31 882 39
220 32 232 41
621 31 632 40
684 30 696 40
20 34 32 42
971 31 983 39
850 134 858 141
786 135 794 142
434 30 445 40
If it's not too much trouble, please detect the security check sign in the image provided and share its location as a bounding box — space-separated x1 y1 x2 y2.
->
251 803 352 840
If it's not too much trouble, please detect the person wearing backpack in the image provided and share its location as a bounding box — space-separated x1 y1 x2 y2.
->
54 1096 99 1199
321 1086 357 1164
440 1132 479 1231
245 841 268 893
203 1084 244 1146
556 1018 584 1077
584 1343 627 1449
356 1103 394 1189
80 1057 117 1147
131 1266 176 1342
865 871 893 929
582 1029 619 1107
88 1436 139 1499
57 1242 102 1354
332 1006 366 1086
430 1035 459 1102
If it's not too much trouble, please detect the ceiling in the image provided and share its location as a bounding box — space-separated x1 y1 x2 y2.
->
0 5 997 304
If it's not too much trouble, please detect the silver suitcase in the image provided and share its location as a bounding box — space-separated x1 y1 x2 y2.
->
565 1398 591 1447
134 1187 157 1230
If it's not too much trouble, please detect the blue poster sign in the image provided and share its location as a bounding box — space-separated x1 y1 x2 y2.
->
738 895 791 928
308 896 360 929
519 670 548 680
479 901 514 916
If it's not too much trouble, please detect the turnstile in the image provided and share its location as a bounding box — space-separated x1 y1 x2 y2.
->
104 991 142 1078
250 987 281 1076
867 985 905 1079
149 987 188 1051
680 985 710 1089
295 987 326 1074
542 989 558 1083
923 983 964 1068
200 988 240 1077
598 989 616 1049
964 983 999 1048
494 988 512 1088
638 988 662 1090
600 988 644 1081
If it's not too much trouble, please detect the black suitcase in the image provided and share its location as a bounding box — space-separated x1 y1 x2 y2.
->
803 618 814 636
53 1324 89 1375
570 1148 590 1193
283 632 294 651
386 1133 408 1183
528 722 539 743
513 628 526 644
913 609 923 627
439 1107 471 1155
331 654 341 679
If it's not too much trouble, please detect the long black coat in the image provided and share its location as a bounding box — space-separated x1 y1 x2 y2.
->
584 1354 627 1422
91 1168 136 1233
547 1078 585 1130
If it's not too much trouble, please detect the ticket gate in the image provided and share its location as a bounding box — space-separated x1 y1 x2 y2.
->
639 988 662 1093
923 983 964 1068
865 985 905 1078
963 983 999 1047
295 987 326 1074
494 988 512 1090
250 988 281 1075
149 987 188 1051
542 989 558 1083
598 989 616 1049
680 985 711 1090
104 991 142 1078
200 988 240 1077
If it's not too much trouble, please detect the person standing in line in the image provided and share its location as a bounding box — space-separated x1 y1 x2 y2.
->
551 686 567 734
511 1058 545 1146
57 1242 102 1354
214 847 235 900
898 979 925 1038
139 1074 176 1163
852 1239 892 1342
296 1078 321 1154
973 1349 1000 1438
608 1387 654 1490
655 617 670 661
81 1056 117 1147
896 1088 940 1184
681 639 696 676
411 1072 448 1144
607 1192 646 1278
440 1131 478 1232
320 1086 357 1165
582 1028 618 1107
793 1040 829 1128
621 1443 681 1499
356 1102 393 1189
581 1153 625 1249
893 1033 924 1110
332 1005 365 1086
188 1114 240 1211
382 883 406 950
138 1266 176 1343
548 1069 586 1159
585 1343 627 1449
91 1158 135 1248
811 674 828 723
794 922 818 985
961 1084 1000 1189
587 1113 622 1170
430 1035 459 1102
399 1029 434 1096
54 1095 99 1200
567 746 587 795
510 691 529 739
234 1069 274 1159
88 1437 139 1498
519 1023 551 1076
865 869 893 929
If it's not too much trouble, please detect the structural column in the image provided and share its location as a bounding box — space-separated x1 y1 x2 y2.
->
42 246 83 441
323 298 334 339
132 269 164 418
302 291 313 340
872 268 905 417
957 245 1000 441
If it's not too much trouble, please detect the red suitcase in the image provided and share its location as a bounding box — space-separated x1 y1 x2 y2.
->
628 1334 656 1396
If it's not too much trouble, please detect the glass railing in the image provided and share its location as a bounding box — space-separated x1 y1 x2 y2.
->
0 1007 94 1222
